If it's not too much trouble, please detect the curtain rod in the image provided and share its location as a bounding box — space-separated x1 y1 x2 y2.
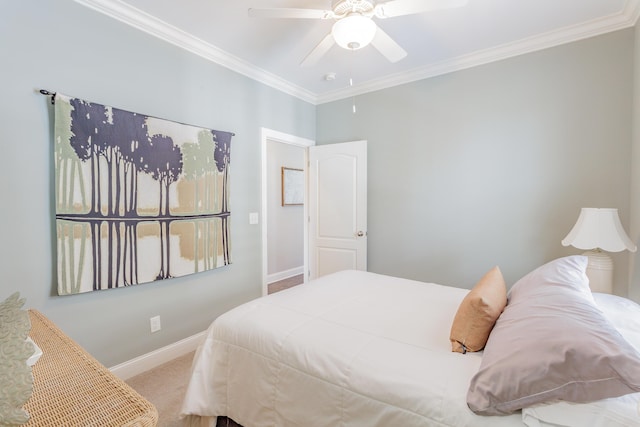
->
37 89 235 136
39 89 56 104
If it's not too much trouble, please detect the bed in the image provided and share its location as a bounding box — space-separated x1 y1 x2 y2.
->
181 256 640 427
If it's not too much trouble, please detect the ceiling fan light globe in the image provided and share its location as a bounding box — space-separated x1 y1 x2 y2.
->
332 14 377 50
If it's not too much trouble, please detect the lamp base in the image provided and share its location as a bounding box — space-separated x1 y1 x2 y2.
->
582 249 613 294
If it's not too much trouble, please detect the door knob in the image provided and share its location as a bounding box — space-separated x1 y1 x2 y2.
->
356 231 366 237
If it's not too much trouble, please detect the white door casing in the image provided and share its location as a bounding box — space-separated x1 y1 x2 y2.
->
261 128 314 296
308 140 367 279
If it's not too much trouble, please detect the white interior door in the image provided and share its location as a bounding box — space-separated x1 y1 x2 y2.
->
308 140 367 279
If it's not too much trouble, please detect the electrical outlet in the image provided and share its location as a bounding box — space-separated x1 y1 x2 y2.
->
150 315 161 333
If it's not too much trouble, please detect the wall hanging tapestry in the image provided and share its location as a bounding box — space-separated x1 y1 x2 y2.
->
52 93 234 295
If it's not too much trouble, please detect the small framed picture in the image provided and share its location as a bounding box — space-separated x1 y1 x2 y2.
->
281 167 304 206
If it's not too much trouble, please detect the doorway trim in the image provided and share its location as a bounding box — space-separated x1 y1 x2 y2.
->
260 128 315 296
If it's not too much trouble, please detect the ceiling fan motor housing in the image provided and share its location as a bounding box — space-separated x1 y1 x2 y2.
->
332 0 375 17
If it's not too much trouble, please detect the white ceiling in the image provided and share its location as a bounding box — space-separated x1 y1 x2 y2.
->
77 0 639 104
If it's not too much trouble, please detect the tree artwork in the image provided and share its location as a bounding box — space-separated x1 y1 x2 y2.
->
53 93 234 294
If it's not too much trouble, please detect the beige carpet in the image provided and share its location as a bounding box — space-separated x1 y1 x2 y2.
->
126 280 301 426
126 351 195 427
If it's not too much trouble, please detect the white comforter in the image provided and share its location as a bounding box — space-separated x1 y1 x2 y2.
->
181 270 524 426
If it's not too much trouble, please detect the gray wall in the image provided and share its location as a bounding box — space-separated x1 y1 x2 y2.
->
0 0 315 367
317 29 635 294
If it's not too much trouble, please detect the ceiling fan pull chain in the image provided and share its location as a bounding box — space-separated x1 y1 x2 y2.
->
350 77 356 114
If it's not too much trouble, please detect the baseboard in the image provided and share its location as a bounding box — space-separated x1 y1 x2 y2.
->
109 331 206 380
267 266 304 284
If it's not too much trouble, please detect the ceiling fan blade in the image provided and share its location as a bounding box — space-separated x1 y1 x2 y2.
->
371 27 407 63
248 8 334 19
300 33 335 67
375 0 468 18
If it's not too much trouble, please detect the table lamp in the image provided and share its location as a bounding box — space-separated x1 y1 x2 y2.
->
561 208 637 293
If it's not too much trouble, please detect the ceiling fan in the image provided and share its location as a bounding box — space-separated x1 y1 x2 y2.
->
249 0 468 67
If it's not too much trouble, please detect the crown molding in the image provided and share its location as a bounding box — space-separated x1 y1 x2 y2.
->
76 0 639 106
74 0 317 104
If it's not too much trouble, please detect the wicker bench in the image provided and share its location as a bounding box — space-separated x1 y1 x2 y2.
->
24 310 158 426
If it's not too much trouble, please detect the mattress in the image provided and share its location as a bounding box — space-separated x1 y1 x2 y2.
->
181 270 524 426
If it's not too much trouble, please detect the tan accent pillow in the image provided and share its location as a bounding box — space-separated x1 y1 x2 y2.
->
449 266 507 353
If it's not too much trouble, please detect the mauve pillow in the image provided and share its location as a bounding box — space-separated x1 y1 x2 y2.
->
449 266 507 353
467 255 640 416
521 293 640 427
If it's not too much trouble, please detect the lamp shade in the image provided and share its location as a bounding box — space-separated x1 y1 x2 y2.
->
561 208 637 253
332 14 377 50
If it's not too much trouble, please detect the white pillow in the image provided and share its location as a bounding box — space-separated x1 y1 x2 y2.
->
593 293 640 352
522 395 640 427
522 293 640 427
